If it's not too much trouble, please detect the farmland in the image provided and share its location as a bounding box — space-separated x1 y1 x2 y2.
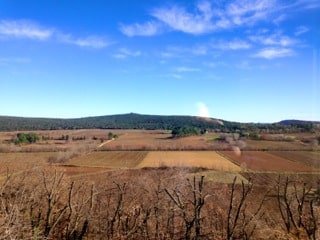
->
219 150 315 172
269 151 320 169
136 151 241 171
0 128 319 239
69 151 148 168
0 129 319 174
0 152 54 174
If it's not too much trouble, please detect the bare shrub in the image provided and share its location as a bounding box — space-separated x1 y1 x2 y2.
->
47 143 97 164
0 168 318 239
165 176 208 240
226 177 266 240
276 177 320 240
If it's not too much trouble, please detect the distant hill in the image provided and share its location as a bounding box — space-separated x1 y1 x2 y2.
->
0 113 229 131
278 120 320 126
0 113 318 132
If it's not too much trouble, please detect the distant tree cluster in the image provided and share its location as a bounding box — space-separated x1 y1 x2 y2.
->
60 135 70 141
171 126 207 138
72 136 86 141
14 133 39 144
108 132 118 140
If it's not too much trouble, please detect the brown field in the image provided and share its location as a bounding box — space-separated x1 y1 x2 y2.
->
243 139 313 151
69 151 148 168
241 171 320 187
192 170 248 184
0 129 127 152
100 130 225 150
136 151 241 171
0 152 55 175
0 129 227 152
1 129 319 153
52 165 110 176
269 151 320 169
219 150 315 172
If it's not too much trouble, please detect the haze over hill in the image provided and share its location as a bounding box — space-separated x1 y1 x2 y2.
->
0 113 318 132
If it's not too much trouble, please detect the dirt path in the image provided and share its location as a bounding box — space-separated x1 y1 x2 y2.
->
97 139 115 148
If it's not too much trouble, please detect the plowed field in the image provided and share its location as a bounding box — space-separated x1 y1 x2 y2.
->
136 151 241 172
219 151 314 172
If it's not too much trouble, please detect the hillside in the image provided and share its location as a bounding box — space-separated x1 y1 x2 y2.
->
278 120 320 126
0 113 227 131
0 113 318 132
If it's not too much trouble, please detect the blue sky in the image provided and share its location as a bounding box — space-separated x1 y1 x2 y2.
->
0 0 319 122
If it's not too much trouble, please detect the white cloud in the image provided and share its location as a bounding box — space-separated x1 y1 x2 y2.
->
273 14 287 25
0 20 53 40
226 0 276 25
197 102 210 118
120 21 162 37
0 19 111 49
204 61 225 68
113 48 141 59
150 0 277 35
253 48 294 59
123 0 319 36
249 32 297 47
175 66 200 73
211 39 251 50
160 45 209 59
151 4 215 35
295 26 309 36
296 0 320 9
58 34 110 48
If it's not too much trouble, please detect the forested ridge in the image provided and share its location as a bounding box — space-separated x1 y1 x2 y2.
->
0 113 318 132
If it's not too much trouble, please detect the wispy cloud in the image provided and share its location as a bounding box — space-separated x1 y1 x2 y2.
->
295 26 309 36
204 61 226 68
197 102 210 118
151 2 215 35
211 39 251 50
120 21 162 37
159 45 209 59
273 14 287 25
122 0 319 36
113 48 141 59
295 0 320 9
249 32 297 47
175 66 200 73
0 20 53 40
57 34 110 48
226 0 276 26
149 0 276 34
0 19 111 49
253 48 294 59
171 74 182 79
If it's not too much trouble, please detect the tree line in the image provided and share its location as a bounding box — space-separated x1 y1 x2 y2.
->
0 113 318 133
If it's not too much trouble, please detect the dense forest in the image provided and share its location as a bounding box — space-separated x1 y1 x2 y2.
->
0 113 319 132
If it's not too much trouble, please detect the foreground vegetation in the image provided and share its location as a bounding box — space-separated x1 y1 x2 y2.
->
0 168 319 239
